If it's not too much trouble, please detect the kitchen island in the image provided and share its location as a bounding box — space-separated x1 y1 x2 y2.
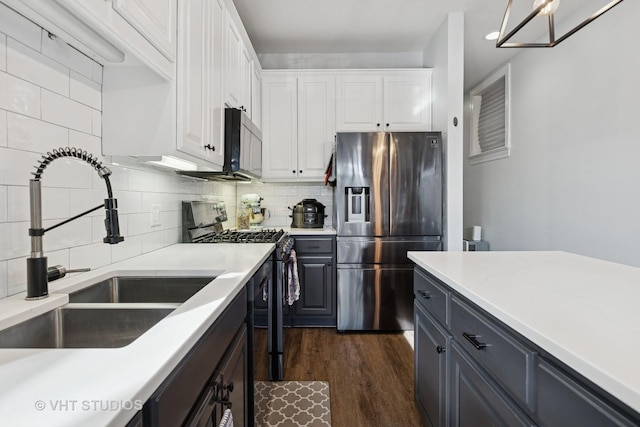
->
0 243 274 426
409 250 640 426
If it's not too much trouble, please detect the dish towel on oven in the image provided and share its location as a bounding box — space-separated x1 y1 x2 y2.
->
286 249 300 305
219 408 233 427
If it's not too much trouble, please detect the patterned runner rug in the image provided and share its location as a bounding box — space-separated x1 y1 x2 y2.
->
254 381 331 426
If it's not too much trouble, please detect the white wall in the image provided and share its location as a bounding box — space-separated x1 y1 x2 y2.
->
0 5 235 298
463 2 640 267
423 13 464 251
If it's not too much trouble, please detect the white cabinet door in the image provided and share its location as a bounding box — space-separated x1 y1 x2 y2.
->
113 0 177 61
224 11 242 108
206 0 226 166
176 0 207 159
252 65 262 131
298 75 335 180
335 74 383 132
384 71 432 131
240 46 252 116
262 76 298 180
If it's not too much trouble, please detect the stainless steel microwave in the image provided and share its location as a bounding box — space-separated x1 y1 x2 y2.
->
223 107 262 180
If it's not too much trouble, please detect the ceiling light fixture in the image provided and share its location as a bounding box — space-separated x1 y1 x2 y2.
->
485 32 500 41
496 0 624 48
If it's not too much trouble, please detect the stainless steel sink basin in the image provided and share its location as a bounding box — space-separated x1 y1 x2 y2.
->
68 276 214 303
0 305 176 348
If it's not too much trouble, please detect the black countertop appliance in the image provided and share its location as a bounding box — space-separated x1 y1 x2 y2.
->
290 199 327 228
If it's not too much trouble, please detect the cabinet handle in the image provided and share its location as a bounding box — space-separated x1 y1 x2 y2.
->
376 123 380 127
436 345 445 354
462 332 487 350
386 123 389 127
327 261 332 267
299 170 303 173
417 289 431 299
292 170 296 174
204 144 215 152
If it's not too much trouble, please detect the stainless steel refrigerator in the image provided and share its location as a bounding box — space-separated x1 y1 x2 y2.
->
334 131 442 331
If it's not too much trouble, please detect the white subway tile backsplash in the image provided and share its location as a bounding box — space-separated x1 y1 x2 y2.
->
69 188 107 217
92 61 102 84
70 70 101 109
0 261 7 298
0 34 6 72
70 242 112 270
0 221 29 259
91 108 101 136
111 234 142 263
0 72 41 119
127 212 152 236
7 38 69 96
128 169 156 193
69 129 102 159
8 185 70 222
41 30 93 80
44 216 92 253
40 156 94 189
7 112 68 153
0 147 40 185
0 4 41 52
0 186 6 222
141 230 170 254
41 89 92 133
0 110 7 147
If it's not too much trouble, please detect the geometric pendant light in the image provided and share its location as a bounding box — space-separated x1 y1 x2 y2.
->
497 0 624 47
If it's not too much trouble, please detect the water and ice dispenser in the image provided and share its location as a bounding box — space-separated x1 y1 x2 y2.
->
345 187 370 223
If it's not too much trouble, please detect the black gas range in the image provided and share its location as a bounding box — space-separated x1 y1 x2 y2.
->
182 201 293 381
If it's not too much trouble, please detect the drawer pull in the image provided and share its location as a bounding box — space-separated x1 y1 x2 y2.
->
417 289 431 299
462 332 487 350
436 345 445 354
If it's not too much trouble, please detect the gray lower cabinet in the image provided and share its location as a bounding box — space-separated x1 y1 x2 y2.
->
413 266 640 427
415 301 450 427
142 288 248 426
290 236 336 326
450 341 535 427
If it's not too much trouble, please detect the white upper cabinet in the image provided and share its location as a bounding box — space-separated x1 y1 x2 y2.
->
262 75 298 180
240 44 253 116
335 74 384 131
224 12 242 109
112 0 176 62
176 0 206 160
262 72 335 182
336 70 432 132
252 64 262 130
176 0 225 165
297 75 335 180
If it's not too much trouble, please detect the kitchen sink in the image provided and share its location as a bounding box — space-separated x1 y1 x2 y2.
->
0 305 176 348
68 276 215 304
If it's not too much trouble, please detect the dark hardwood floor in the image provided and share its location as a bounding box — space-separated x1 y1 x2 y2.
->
254 328 425 427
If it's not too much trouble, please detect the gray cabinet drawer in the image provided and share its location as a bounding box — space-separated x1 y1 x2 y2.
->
295 238 333 254
537 360 638 427
450 342 535 427
414 268 449 327
450 296 536 411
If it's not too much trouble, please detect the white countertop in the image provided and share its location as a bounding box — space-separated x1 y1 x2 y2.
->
407 250 640 414
0 243 274 427
284 226 336 236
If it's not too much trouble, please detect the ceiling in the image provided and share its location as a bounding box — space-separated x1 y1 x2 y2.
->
232 0 519 90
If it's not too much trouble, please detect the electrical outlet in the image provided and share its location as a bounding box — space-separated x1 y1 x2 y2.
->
151 204 161 227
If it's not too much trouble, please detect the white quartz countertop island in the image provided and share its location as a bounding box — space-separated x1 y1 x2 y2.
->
0 243 274 427
407 250 640 415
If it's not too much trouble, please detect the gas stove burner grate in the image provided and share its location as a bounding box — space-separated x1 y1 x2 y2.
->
193 228 286 244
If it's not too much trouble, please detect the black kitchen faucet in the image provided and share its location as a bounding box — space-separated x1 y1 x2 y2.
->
25 147 124 300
